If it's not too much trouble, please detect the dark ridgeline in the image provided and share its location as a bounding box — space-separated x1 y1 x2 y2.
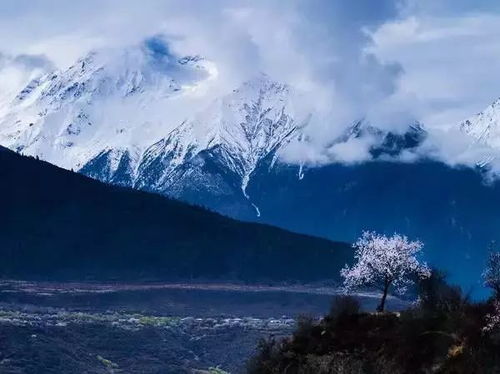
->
0 146 351 282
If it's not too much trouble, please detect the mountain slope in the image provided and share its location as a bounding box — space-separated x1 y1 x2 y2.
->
245 160 500 296
0 39 305 216
0 146 351 282
460 98 500 148
78 73 300 216
133 75 298 197
0 39 428 219
459 98 500 168
0 37 213 170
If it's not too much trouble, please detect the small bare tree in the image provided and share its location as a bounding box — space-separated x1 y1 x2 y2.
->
483 245 500 298
341 231 430 312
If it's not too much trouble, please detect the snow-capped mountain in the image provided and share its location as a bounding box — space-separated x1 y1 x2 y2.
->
136 75 298 197
460 98 500 148
0 36 213 170
339 120 426 158
0 38 306 213
458 98 500 168
0 37 425 217
78 72 302 212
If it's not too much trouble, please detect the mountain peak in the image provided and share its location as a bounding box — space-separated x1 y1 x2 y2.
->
133 74 299 199
460 98 500 148
0 37 215 169
0 36 427 220
336 119 426 158
14 37 213 109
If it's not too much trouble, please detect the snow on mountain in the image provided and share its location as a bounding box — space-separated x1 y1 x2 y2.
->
460 98 500 148
0 53 54 111
0 37 306 210
133 74 300 198
0 36 213 170
458 98 500 168
0 37 426 216
344 120 426 157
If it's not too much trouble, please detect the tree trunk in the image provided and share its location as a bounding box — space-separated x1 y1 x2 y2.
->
377 281 390 312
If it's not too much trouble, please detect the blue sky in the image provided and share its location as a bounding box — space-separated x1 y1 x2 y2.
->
1 0 500 159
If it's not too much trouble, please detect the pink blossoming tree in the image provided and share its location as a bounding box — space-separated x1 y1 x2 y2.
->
341 231 431 312
483 249 500 298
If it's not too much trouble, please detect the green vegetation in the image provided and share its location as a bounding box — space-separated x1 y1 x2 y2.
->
208 367 231 374
96 355 119 369
137 315 180 327
0 309 182 331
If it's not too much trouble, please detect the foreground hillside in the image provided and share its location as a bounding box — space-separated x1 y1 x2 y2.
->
249 274 500 374
0 147 351 282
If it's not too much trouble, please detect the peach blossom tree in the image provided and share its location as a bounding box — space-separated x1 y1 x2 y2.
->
341 231 430 312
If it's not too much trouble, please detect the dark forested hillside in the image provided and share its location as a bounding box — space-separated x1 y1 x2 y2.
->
0 147 351 282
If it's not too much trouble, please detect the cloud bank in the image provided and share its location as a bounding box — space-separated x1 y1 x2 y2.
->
1 0 500 172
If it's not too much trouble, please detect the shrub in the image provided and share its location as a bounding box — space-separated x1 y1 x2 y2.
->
248 273 500 373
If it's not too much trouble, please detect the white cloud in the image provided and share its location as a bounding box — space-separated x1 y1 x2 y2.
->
368 13 500 129
328 136 377 163
0 1 402 145
1 1 500 170
0 53 54 108
364 11 500 173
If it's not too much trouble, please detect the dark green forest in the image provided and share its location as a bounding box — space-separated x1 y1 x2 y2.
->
0 146 351 282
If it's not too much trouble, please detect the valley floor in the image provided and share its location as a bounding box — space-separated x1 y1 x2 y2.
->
0 281 406 373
